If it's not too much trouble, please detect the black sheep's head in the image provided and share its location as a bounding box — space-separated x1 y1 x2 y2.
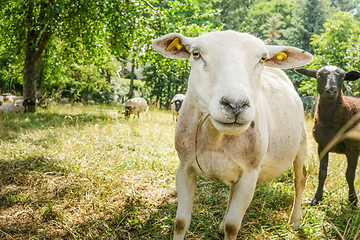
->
295 66 360 100
173 99 183 112
124 106 134 119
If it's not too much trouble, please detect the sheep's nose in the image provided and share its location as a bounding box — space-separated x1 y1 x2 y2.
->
325 86 337 94
221 97 249 115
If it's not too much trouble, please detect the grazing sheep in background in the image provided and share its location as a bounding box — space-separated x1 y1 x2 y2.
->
153 30 312 240
22 98 36 113
15 99 24 105
171 94 185 122
124 98 149 119
295 66 360 206
0 102 24 114
2 93 16 102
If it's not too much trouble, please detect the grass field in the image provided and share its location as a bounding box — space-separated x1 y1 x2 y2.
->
1 104 360 239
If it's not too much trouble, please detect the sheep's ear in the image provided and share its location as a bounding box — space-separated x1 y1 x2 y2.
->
345 70 360 81
294 68 317 78
264 45 313 69
152 33 192 59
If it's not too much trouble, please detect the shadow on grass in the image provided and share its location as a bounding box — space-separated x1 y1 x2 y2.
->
0 149 174 240
0 152 72 239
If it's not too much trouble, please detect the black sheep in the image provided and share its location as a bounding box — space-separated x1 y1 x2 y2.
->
295 66 360 206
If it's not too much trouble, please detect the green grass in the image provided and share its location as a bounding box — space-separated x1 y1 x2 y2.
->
0 105 360 239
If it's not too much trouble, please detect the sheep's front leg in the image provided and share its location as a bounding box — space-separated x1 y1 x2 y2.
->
173 162 197 240
345 149 359 205
312 145 329 206
221 169 259 240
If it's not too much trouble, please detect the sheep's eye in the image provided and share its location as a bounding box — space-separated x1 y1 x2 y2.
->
260 55 267 63
193 50 201 59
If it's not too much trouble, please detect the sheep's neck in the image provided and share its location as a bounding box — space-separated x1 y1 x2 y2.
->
317 95 340 124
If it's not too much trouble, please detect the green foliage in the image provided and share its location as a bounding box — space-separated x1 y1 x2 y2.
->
142 58 190 107
0 44 23 93
240 0 293 44
310 12 360 69
283 0 329 53
298 11 360 96
220 0 254 31
41 36 118 102
330 0 360 19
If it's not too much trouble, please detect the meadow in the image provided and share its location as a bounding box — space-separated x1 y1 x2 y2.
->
1 104 360 239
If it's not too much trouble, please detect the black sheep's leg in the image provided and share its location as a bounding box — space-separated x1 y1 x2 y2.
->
345 150 358 206
312 145 329 206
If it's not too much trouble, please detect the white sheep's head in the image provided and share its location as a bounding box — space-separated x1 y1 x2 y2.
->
153 30 313 135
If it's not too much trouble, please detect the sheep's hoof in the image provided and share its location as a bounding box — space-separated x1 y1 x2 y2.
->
219 221 225 234
349 194 358 206
288 220 301 230
310 198 321 206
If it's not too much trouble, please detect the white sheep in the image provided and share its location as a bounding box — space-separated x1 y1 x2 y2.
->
3 94 16 102
123 98 149 119
0 102 24 114
171 94 185 122
153 30 313 240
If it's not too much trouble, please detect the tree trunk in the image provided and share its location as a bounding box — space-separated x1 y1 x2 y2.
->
106 70 111 83
36 62 44 100
23 51 41 112
23 24 52 112
129 58 135 98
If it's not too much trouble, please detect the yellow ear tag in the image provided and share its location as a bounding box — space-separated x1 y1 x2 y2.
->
276 52 287 61
166 38 183 51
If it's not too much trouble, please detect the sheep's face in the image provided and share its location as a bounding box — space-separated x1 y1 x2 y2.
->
316 66 345 100
295 66 360 101
153 31 313 135
124 106 134 119
173 100 183 112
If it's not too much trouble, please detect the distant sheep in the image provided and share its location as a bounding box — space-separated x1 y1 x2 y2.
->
153 30 312 239
124 98 149 119
295 65 360 206
2 93 16 102
0 102 24 114
22 98 36 113
171 94 185 122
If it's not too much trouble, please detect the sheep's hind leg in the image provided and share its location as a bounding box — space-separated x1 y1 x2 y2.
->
345 149 358 206
312 145 329 206
288 131 307 228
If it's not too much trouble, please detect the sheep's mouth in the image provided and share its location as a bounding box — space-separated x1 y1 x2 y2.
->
210 118 251 135
323 92 338 100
